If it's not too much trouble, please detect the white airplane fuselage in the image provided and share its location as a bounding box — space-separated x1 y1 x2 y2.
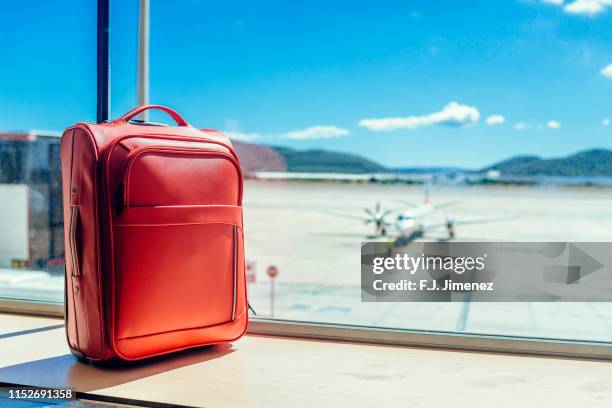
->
394 204 439 236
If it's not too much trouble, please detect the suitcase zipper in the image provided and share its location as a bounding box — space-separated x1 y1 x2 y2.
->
248 302 257 316
232 225 237 321
114 184 125 215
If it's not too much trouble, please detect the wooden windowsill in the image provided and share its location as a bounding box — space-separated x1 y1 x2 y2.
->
0 313 611 407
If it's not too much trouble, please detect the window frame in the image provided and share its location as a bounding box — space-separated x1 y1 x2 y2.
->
1 297 612 360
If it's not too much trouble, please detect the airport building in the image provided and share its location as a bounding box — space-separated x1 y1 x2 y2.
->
0 131 63 273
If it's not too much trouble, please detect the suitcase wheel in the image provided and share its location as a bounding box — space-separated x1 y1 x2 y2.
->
69 347 89 364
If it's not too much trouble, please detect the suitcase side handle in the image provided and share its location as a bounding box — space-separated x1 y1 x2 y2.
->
117 105 190 127
69 206 80 276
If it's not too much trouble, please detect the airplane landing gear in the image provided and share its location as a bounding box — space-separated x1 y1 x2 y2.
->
447 221 455 240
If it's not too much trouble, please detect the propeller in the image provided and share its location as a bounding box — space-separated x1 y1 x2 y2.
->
425 215 518 240
364 202 392 236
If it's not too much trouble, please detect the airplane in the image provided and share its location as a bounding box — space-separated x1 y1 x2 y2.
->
322 191 514 246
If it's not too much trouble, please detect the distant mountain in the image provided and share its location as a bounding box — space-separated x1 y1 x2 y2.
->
232 139 612 178
481 155 541 174
270 146 387 173
232 140 387 174
483 149 612 177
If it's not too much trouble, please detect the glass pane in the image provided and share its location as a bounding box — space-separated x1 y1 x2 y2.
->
4 0 611 347
0 1 96 303
146 0 612 342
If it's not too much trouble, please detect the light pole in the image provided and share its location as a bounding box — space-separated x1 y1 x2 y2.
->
266 265 279 317
137 0 150 120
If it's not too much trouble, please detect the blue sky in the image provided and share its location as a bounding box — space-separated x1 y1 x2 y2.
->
1 0 611 167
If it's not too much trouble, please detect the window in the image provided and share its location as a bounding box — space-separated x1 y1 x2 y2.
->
2 1 612 353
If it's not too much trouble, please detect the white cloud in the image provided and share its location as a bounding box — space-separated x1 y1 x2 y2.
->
541 0 612 15
358 101 480 132
222 119 261 142
563 0 608 15
281 125 350 140
486 114 506 125
603 118 611 126
600 63 612 79
514 122 530 131
514 121 561 130
224 131 260 142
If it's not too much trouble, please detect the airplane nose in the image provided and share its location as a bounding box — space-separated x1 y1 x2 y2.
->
398 219 415 229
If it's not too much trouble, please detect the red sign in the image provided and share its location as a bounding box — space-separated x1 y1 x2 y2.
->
266 265 279 279
246 260 256 283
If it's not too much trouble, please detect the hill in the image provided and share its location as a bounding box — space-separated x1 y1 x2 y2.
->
271 146 387 173
232 141 387 174
483 149 612 177
232 140 612 177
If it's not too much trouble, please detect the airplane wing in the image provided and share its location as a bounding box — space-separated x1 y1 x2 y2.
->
433 200 461 210
394 199 417 208
424 215 517 230
451 215 517 226
310 232 387 239
322 211 368 222
323 209 394 225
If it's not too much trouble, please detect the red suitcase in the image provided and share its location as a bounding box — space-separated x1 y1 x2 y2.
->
61 105 248 361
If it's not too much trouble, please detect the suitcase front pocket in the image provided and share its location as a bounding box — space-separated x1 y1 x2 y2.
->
112 205 242 341
119 147 241 209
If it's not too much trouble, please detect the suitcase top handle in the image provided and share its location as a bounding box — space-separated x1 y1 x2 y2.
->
117 105 190 127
